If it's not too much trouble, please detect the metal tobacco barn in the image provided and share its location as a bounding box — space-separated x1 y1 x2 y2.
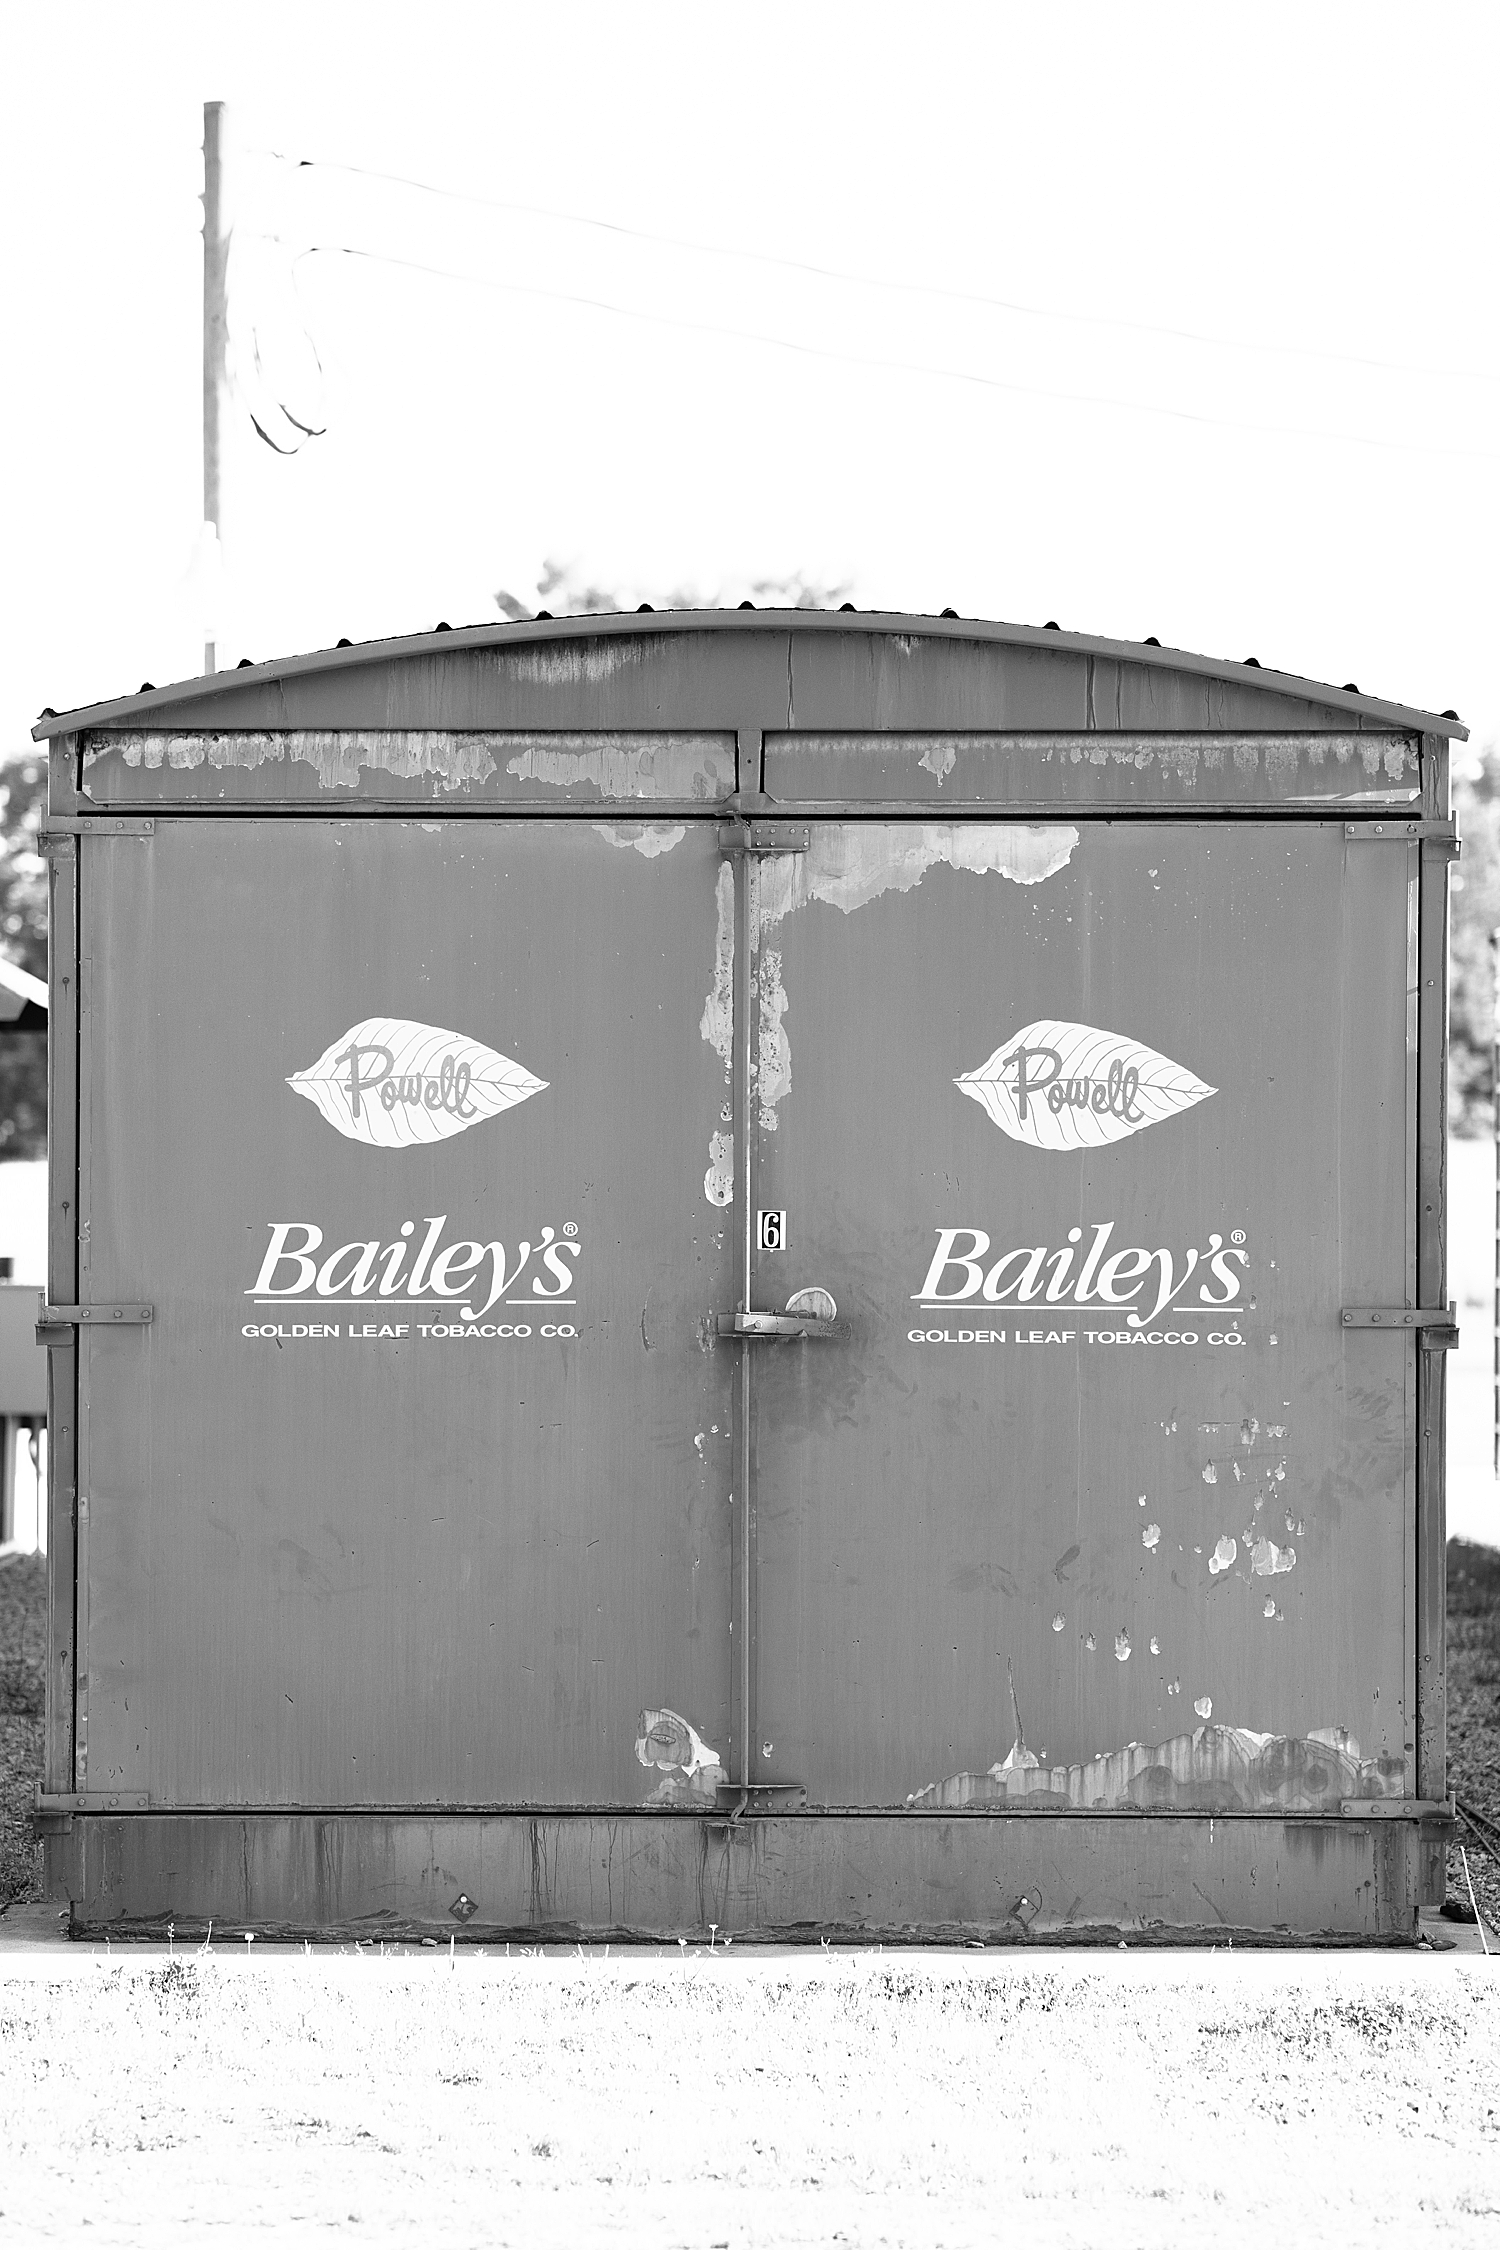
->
31 610 1463 1942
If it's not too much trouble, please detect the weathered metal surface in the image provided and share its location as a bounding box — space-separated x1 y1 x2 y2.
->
1416 734 1450 1822
79 732 736 809
766 733 1423 810
37 619 1454 1940
76 818 735 1807
32 615 1468 744
748 821 1415 1812
47 1807 1434 1941
44 766 78 1798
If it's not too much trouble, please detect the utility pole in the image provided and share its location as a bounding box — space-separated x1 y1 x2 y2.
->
202 100 229 675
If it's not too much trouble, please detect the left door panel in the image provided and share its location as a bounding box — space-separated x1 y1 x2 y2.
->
74 820 736 1808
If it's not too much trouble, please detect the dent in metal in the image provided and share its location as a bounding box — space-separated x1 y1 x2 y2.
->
757 823 1079 929
635 1706 726 1804
907 1721 1407 1812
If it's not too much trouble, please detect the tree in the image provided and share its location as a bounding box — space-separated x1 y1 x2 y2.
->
0 757 48 1159
495 560 854 620
1450 750 1500 1139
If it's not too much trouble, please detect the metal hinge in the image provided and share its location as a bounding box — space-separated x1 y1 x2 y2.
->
1344 818 1460 861
1341 1304 1457 1349
36 1301 154 1346
1339 1797 1455 1821
718 822 810 855
41 814 154 842
35 1788 150 1832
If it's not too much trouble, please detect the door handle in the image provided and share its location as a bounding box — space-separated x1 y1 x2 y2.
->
717 1286 847 1341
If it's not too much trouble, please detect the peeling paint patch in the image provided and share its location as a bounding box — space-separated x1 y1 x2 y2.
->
507 734 734 798
1208 1536 1238 1576
1250 1537 1297 1576
700 865 735 1072
85 728 737 800
1149 1636 1161 1656
635 1706 726 1805
1114 1632 1131 1662
917 741 957 786
909 1718 1405 1812
757 823 1078 929
757 950 791 1130
704 1130 734 1209
1051 1614 1066 1633
1142 1523 1161 1551
1194 1696 1214 1719
593 822 686 857
1202 1463 1218 1486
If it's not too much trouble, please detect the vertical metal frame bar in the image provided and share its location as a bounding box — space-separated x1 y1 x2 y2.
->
728 724 764 1805
43 737 80 1794
1415 733 1449 1806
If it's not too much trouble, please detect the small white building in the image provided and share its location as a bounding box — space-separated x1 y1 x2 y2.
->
0 1161 47 1553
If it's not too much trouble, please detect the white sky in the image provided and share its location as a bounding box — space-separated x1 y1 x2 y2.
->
3 1 1497 756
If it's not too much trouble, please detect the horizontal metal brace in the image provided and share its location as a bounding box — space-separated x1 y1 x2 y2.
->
1341 1303 1457 1349
718 1780 808 1809
41 815 154 843
716 1311 848 1341
718 822 810 854
1344 818 1459 860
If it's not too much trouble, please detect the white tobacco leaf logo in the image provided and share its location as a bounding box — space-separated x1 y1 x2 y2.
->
956 1019 1214 1151
288 1018 547 1148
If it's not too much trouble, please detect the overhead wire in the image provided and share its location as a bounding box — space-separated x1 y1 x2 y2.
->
261 147 1500 392
275 236 1500 467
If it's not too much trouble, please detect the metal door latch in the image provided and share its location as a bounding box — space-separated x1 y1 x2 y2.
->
1341 1304 1457 1349
36 1302 154 1346
717 1311 848 1341
1343 819 1460 861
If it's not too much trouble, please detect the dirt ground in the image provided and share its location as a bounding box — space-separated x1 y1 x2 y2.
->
3 1540 1499 1927
0 1953 1494 2248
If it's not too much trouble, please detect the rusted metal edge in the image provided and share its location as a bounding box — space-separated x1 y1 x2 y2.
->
63 801 1442 825
29 613 1469 739
33 1800 1453 1822
58 1916 1432 1950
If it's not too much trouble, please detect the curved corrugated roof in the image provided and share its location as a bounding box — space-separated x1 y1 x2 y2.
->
31 608 1467 739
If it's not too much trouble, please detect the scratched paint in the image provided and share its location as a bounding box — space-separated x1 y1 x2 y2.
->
593 822 687 857
757 950 791 1130
906 1720 1405 1812
756 823 1078 930
635 1707 726 1805
769 731 1422 806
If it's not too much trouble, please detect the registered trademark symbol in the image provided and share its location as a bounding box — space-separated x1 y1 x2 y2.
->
1230 1229 1246 1245
563 1221 578 1237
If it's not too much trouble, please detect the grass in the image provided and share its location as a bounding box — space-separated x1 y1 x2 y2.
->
0 1956 1497 2246
0 1551 43 1906
1448 1541 1500 1930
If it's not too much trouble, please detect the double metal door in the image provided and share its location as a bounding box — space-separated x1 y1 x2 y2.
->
73 813 1416 1817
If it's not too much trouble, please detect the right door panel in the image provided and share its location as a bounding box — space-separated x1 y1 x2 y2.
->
749 821 1414 1813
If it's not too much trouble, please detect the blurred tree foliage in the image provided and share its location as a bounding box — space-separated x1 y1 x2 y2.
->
1451 749 1500 1138
0 756 47 1159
